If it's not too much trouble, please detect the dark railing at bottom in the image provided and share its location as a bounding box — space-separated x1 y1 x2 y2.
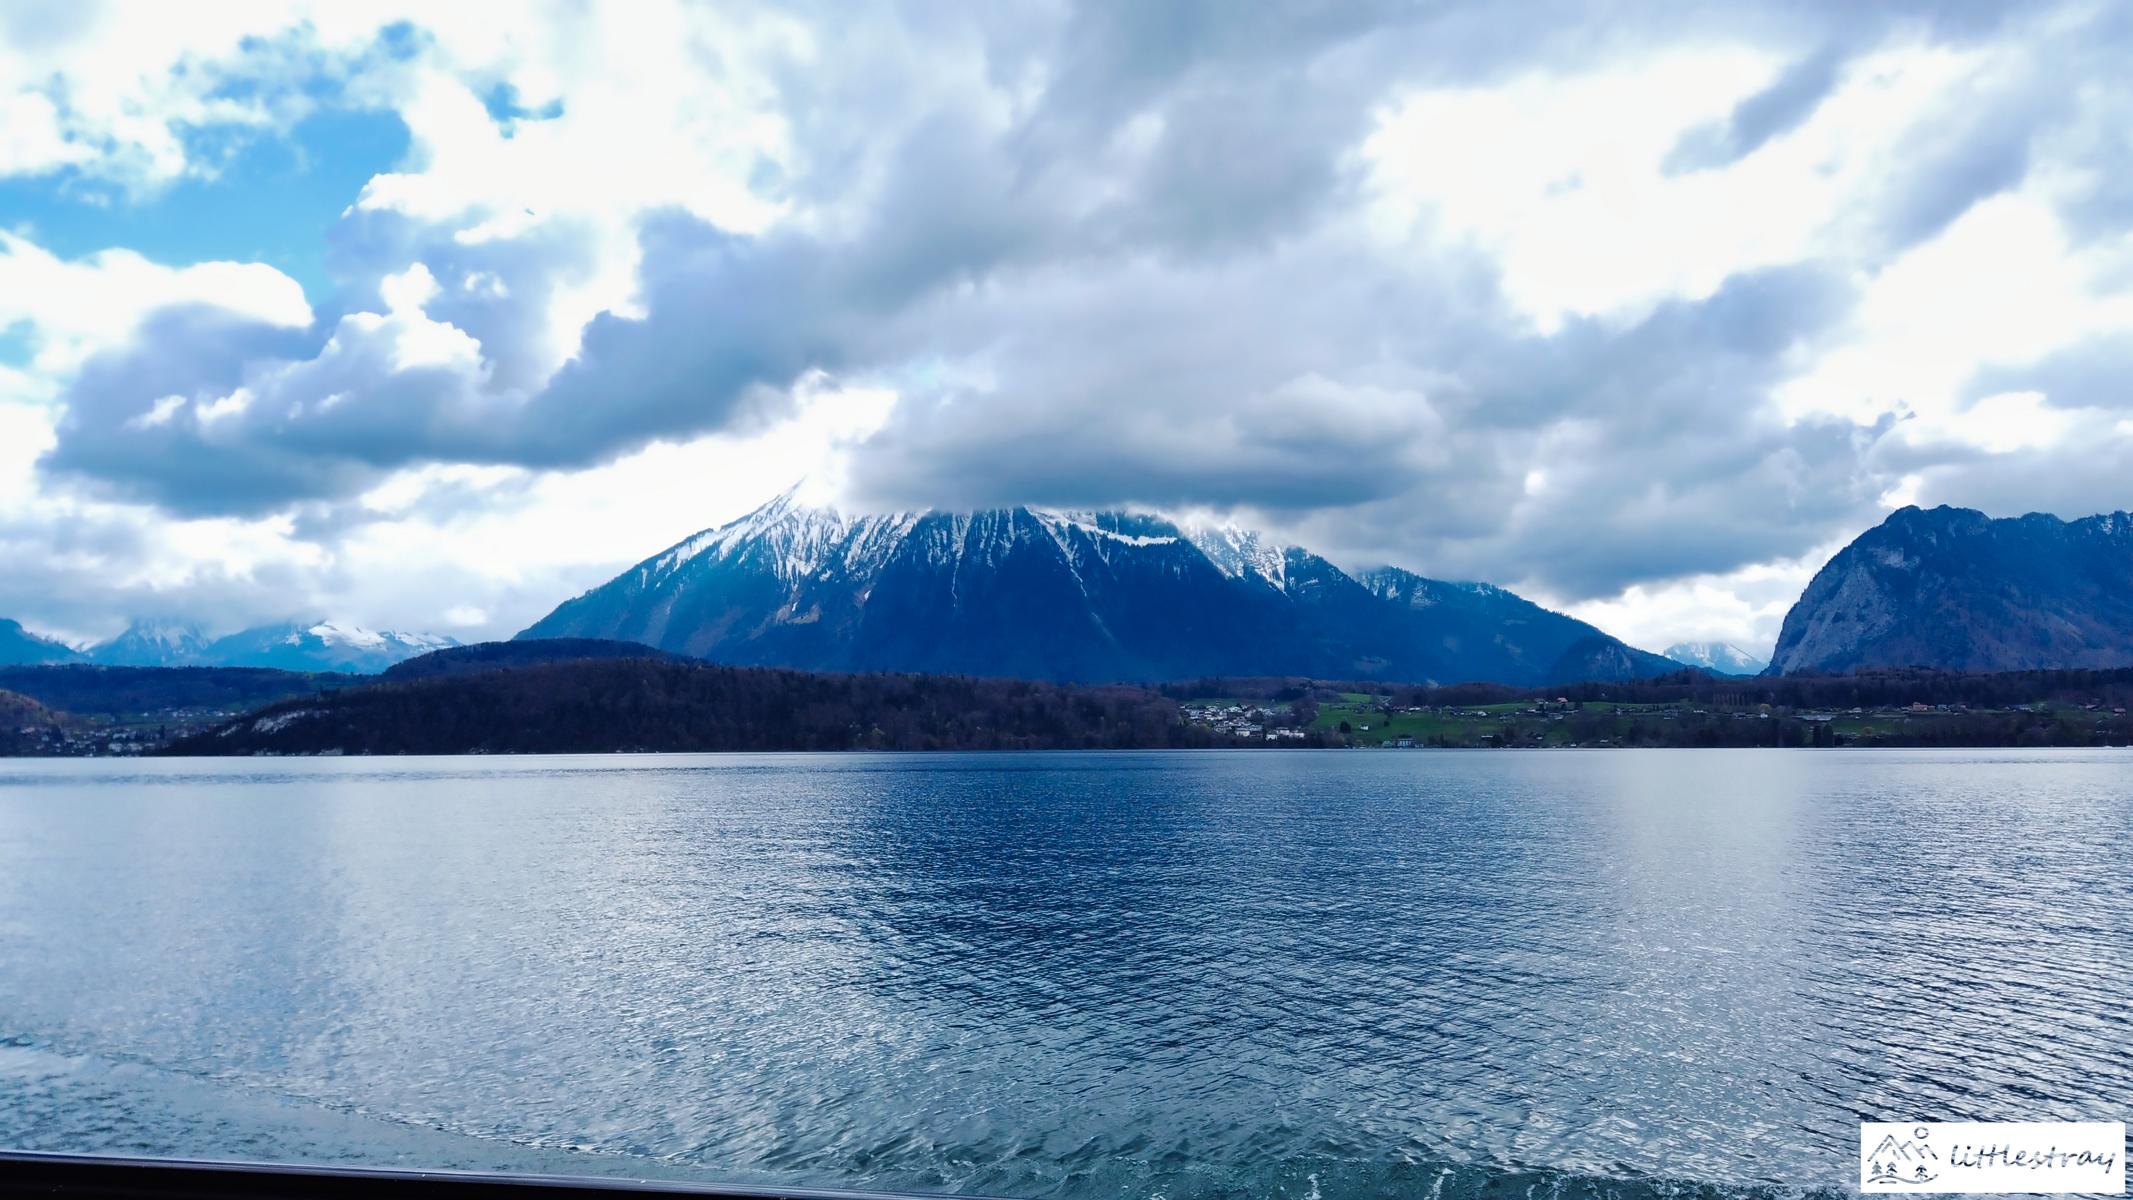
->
0 1153 981 1200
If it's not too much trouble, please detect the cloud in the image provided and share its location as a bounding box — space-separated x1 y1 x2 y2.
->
1 381 887 644
847 245 1876 601
1664 47 1845 174
1884 414 2133 526
0 233 312 373
1562 544 1842 658
1297 268 1885 600
1869 85 2045 255
0 398 334 645
1964 333 2133 413
0 3 382 191
38 200 998 512
7 0 2133 647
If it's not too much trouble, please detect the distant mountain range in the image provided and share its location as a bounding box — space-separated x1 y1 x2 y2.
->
192 621 459 673
29 497 2133 688
517 489 1681 686
1769 505 2133 675
1662 641 1769 676
0 618 458 673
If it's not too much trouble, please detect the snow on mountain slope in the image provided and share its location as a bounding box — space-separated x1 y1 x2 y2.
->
1183 523 1289 587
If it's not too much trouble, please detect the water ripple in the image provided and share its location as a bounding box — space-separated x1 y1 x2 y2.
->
0 749 2127 1198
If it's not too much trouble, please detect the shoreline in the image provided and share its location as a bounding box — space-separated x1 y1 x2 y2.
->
8 742 2130 762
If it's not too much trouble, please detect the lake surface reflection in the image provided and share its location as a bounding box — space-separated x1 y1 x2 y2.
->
1 750 2128 1198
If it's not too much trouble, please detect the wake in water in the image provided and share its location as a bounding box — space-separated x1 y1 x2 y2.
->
1 1030 1850 1200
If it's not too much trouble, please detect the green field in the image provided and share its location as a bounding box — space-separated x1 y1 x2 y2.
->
1182 689 2131 749
1304 698 1628 746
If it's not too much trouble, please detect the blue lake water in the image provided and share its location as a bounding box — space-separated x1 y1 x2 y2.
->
1 750 2128 1198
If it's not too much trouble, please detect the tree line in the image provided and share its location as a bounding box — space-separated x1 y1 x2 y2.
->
167 657 1315 756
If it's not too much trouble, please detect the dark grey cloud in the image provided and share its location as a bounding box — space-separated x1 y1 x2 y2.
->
1413 415 1890 599
2027 3 2133 245
1654 0 2040 183
39 307 345 513
1098 73 1359 258
1888 429 2133 529
1862 330 2133 546
1963 333 2133 413
39 94 1088 514
1871 98 2042 255
45 215 891 512
1665 48 1844 174
848 255 1877 600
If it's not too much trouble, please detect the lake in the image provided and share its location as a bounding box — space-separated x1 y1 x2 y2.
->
1 750 2128 1198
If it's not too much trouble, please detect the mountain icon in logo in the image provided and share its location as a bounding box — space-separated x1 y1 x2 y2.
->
1866 1126 1941 1185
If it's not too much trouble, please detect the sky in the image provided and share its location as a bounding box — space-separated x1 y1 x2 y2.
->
5 1 2133 655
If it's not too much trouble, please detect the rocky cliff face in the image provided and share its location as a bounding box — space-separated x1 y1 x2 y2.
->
519 489 1677 686
1769 505 2133 674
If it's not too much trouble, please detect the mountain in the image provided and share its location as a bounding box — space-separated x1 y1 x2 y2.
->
88 618 213 666
1361 568 1681 683
20 617 459 675
1769 505 2133 675
0 619 81 666
1544 635 1684 684
1663 641 1769 676
202 621 461 674
517 489 1676 686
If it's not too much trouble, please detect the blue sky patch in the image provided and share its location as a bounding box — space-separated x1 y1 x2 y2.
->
0 106 408 306
0 319 32 368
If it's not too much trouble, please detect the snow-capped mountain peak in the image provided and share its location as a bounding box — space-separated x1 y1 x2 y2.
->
646 487 928 585
76 616 455 673
199 619 461 673
1661 641 1769 676
88 618 213 666
520 488 1683 686
123 617 206 646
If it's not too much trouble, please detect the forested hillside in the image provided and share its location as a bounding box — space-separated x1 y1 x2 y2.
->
171 657 1303 756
